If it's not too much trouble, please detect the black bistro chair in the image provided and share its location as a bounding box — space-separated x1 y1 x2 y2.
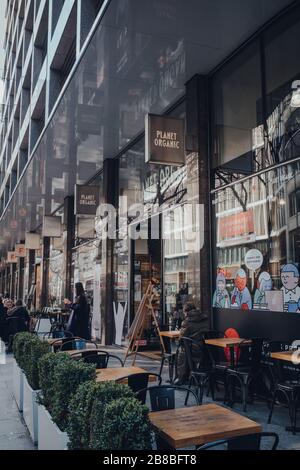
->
202 330 229 402
182 337 214 405
267 342 300 434
136 385 199 450
116 372 162 403
197 432 279 451
159 329 178 384
80 350 124 369
58 338 98 352
226 338 265 412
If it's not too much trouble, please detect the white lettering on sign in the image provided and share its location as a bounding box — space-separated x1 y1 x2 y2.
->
154 130 180 149
80 195 97 206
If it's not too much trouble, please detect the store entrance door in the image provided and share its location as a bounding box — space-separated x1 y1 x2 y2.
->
129 217 163 351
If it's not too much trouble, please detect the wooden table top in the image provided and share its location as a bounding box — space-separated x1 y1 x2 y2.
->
160 331 181 339
204 338 250 348
149 404 261 449
270 351 300 364
96 366 156 383
46 338 63 346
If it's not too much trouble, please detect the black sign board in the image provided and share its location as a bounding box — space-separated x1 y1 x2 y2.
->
75 185 100 216
145 114 185 166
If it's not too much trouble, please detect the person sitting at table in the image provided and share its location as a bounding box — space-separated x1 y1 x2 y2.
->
64 282 91 340
175 302 209 385
6 299 30 331
6 300 31 352
3 293 14 312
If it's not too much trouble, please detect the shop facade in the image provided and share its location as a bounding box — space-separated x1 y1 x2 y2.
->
0 0 299 345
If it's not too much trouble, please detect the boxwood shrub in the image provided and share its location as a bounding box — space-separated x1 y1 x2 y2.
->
68 381 135 450
50 358 96 432
13 332 34 370
94 397 153 450
13 333 50 390
38 352 72 413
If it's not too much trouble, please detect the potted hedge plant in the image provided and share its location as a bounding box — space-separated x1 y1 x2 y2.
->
91 397 153 450
68 381 135 450
38 353 96 450
12 332 33 411
21 335 50 444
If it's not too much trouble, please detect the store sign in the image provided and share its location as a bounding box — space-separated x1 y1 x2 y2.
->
77 218 95 239
43 216 62 238
245 249 264 271
219 211 254 242
75 185 100 216
25 233 40 250
7 252 17 264
145 114 185 166
15 244 26 258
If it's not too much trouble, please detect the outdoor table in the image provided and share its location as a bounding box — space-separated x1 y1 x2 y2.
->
204 338 252 368
149 403 261 449
46 338 63 346
270 350 300 432
159 331 181 340
270 351 300 364
204 338 250 348
62 348 99 356
95 366 156 383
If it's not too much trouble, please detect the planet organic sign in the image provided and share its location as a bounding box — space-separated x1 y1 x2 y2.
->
75 185 100 216
145 114 185 166
245 249 264 271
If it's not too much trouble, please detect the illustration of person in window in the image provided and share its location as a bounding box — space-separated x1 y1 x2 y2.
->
254 272 273 308
213 273 230 308
281 264 300 313
231 269 252 310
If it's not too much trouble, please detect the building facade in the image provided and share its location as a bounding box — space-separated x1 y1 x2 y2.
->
0 0 300 345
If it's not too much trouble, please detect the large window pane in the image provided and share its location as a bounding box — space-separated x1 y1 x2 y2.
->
212 40 262 171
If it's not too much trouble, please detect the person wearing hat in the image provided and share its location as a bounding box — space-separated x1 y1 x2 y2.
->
281 264 300 313
231 269 252 310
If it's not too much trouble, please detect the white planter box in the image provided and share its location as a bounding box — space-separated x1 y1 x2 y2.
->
38 405 69 450
23 375 39 445
12 358 24 412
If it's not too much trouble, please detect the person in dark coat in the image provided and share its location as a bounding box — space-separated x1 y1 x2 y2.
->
6 300 30 332
175 303 209 384
64 282 91 340
0 297 7 341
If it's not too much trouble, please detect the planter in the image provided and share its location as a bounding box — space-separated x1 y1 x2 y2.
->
12 358 24 412
23 375 39 445
38 405 69 450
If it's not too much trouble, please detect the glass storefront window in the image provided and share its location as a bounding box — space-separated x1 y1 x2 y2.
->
212 159 300 313
212 39 263 172
264 5 300 168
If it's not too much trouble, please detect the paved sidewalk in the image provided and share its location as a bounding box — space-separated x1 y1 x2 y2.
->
0 353 35 450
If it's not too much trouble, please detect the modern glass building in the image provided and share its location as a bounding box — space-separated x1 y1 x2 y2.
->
0 0 300 345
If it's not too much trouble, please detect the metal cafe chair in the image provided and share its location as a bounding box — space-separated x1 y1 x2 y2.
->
267 341 300 434
136 385 199 450
182 337 214 405
116 373 162 404
202 330 229 403
197 432 279 451
226 338 265 412
159 328 178 384
57 337 97 351
80 350 124 369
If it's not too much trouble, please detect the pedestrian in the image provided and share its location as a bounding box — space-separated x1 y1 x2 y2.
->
0 297 7 341
64 282 91 340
